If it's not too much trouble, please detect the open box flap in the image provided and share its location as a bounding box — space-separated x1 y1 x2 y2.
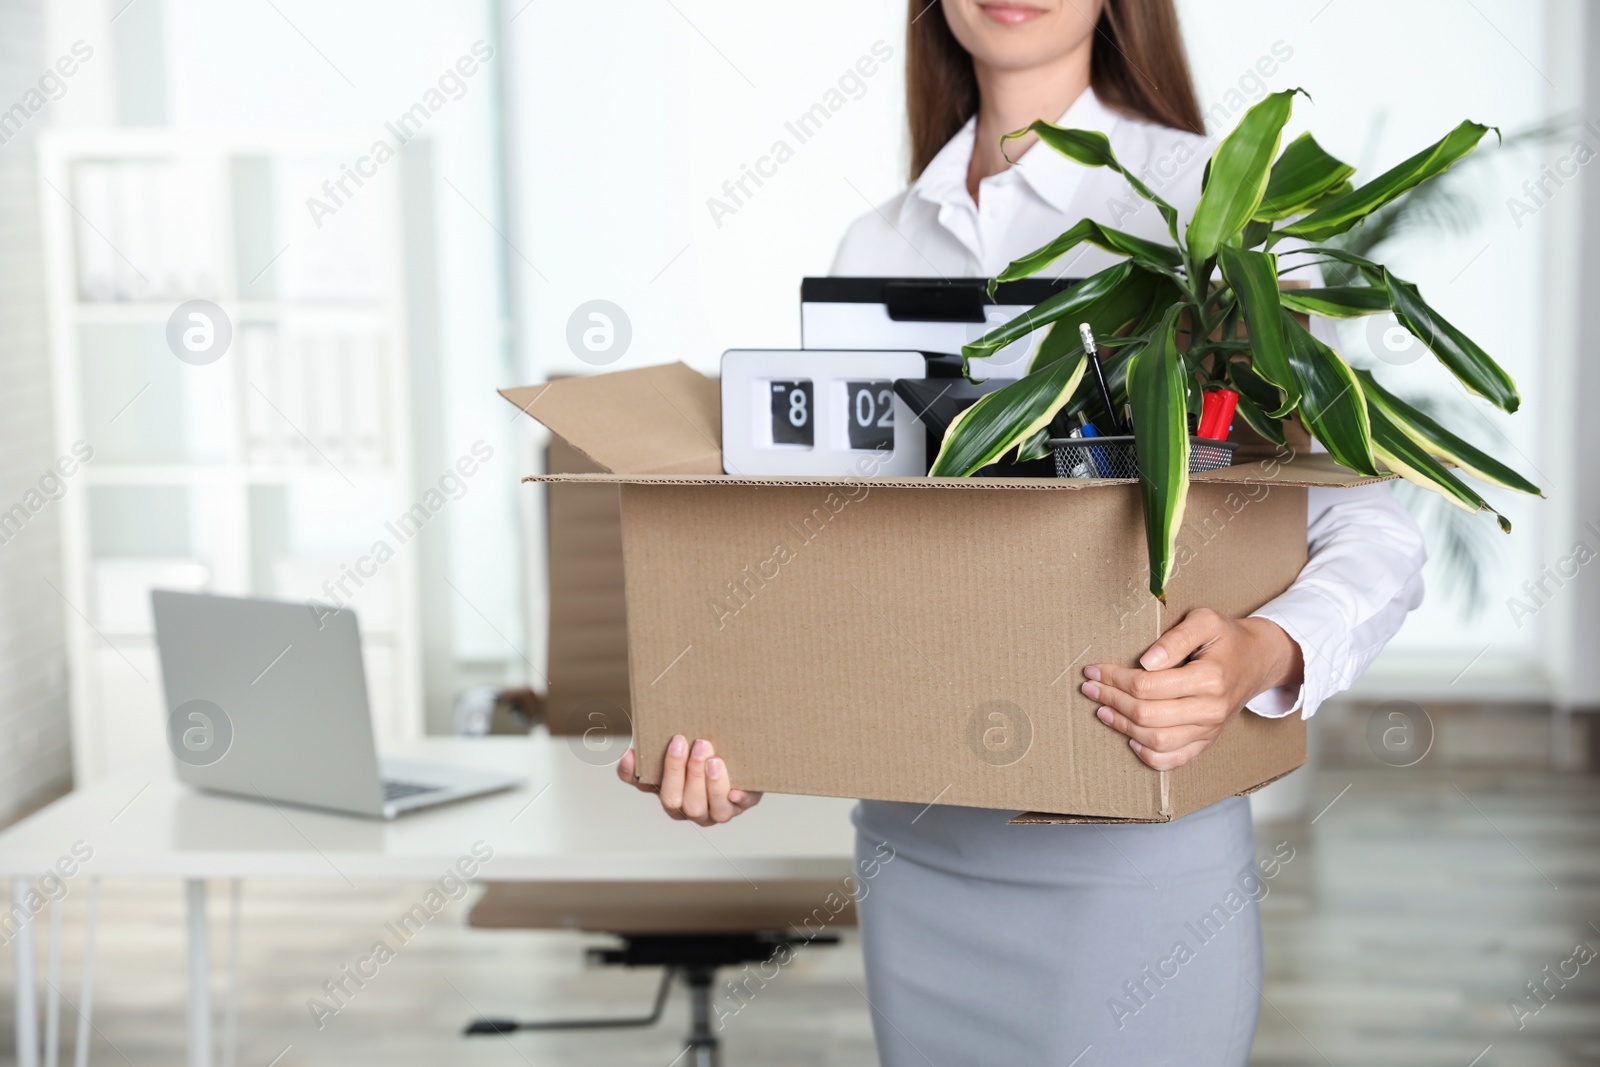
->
499 362 722 475
502 362 1391 489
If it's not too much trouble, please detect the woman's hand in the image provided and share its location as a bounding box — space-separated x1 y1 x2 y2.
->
615 735 763 826
1082 608 1304 771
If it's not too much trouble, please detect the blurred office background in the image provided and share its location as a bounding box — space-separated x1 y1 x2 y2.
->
1 0 1597 1064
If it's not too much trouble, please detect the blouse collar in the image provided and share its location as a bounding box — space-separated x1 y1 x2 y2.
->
903 85 1123 222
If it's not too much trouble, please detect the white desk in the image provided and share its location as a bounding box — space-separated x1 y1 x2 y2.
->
0 735 858 1067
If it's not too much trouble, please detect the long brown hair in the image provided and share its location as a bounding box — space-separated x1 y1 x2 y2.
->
905 0 1205 179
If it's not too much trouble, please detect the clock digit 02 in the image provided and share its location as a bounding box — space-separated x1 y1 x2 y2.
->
844 380 895 452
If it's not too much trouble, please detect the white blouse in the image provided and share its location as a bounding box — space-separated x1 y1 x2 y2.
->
829 88 1426 718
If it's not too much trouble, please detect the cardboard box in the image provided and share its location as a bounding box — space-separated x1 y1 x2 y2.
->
503 362 1384 823
543 437 632 737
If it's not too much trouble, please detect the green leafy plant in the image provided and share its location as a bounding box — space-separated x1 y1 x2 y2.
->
928 89 1542 598
1322 116 1570 614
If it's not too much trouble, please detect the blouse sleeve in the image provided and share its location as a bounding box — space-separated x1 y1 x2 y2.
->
1245 483 1427 718
1243 305 1428 720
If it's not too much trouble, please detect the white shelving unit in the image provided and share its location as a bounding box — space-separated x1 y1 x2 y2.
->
38 129 427 785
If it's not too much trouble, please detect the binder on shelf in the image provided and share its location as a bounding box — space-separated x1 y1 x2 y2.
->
71 158 220 302
238 327 392 469
278 156 388 303
72 162 118 302
240 326 280 465
348 336 387 467
109 163 144 302
306 334 347 462
169 158 218 298
276 333 312 463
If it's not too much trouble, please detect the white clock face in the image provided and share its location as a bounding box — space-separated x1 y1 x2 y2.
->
721 350 930 477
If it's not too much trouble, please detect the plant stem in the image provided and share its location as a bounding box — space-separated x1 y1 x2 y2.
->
1201 286 1235 315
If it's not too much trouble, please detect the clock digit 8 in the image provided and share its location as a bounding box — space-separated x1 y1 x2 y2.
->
768 380 814 447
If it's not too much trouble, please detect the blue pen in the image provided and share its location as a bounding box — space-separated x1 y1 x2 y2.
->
1076 420 1112 477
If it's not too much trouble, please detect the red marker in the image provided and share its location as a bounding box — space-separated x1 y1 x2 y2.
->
1197 388 1239 441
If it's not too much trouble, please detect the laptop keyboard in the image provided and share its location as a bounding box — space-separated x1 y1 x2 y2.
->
383 779 445 802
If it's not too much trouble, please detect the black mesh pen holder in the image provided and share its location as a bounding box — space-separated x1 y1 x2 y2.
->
1048 435 1238 480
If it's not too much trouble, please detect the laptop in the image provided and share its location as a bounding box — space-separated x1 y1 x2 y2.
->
151 590 523 819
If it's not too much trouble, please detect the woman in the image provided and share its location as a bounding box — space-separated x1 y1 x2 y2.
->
616 1 1427 1062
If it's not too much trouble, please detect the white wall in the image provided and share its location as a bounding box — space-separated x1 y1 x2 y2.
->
505 0 909 377
508 0 1580 697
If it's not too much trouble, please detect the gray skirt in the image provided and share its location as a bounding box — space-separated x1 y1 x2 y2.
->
852 796 1267 1067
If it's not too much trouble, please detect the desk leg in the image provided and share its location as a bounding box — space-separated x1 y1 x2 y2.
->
13 879 39 1067
222 881 239 1067
44 898 61 1067
73 879 100 1067
185 879 212 1067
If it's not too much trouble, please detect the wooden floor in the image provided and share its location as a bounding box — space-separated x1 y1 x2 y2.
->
1253 765 1600 1067
3 721 1598 1065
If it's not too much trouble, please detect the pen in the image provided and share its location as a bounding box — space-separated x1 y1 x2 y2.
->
1074 411 1111 477
1079 322 1125 435
1063 425 1093 478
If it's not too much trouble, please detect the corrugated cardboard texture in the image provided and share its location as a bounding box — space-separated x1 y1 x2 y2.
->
544 438 631 737
617 479 1307 822
470 879 857 934
499 362 721 475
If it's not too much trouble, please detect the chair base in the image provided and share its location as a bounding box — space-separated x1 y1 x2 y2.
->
463 932 839 1066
